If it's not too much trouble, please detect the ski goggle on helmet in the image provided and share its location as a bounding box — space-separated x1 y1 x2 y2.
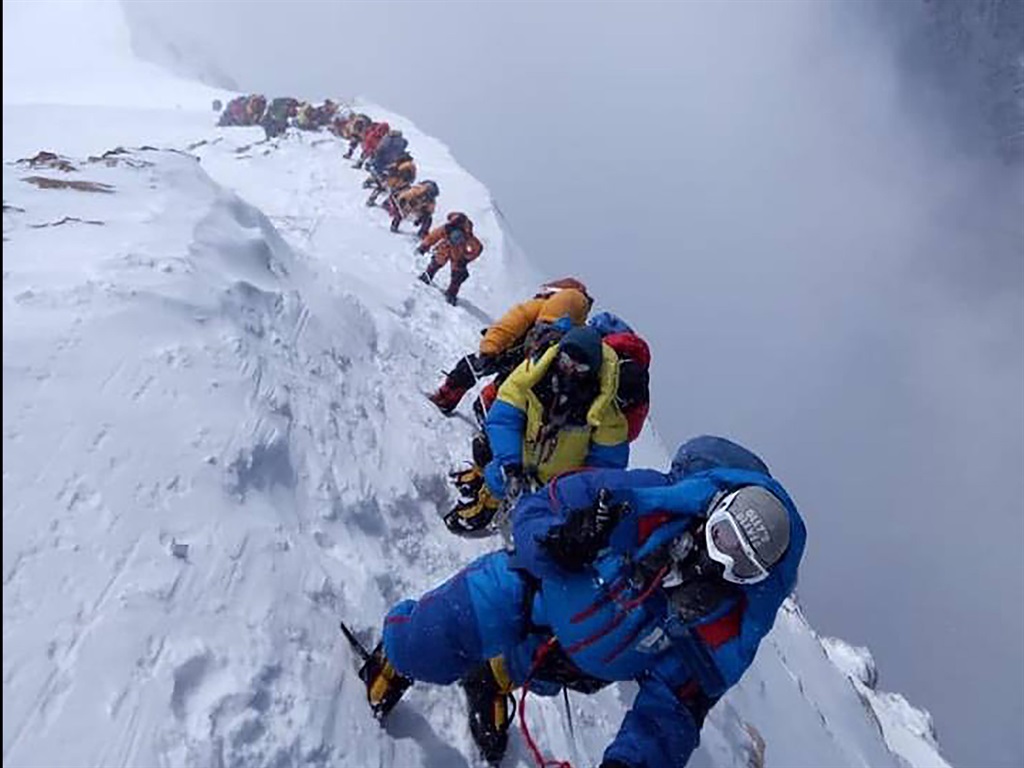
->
704 486 790 585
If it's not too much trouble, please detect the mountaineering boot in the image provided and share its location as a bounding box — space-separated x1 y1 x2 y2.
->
449 465 485 499
443 472 500 537
428 380 468 416
445 264 468 307
419 260 440 286
358 641 412 720
461 659 515 765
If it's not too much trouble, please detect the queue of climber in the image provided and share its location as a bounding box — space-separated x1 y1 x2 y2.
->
215 97 655 531
216 93 340 137
216 96 472 303
330 104 803 768
216 92 807 768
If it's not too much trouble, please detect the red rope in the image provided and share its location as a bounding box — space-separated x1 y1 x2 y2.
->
518 638 574 768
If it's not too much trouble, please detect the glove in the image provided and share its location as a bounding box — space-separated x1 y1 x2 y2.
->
540 489 626 571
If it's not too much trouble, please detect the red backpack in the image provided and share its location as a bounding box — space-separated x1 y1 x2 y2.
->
603 332 651 442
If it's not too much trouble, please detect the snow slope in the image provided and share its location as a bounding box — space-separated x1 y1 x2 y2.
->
3 2 950 767
822 638 952 768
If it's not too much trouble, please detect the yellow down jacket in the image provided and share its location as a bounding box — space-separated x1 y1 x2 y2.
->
485 342 629 488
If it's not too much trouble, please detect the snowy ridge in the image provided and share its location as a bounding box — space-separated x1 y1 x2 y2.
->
3 2 949 767
822 638 952 768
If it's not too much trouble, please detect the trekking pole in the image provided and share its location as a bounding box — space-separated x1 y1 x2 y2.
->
562 688 575 740
338 621 372 663
563 686 584 768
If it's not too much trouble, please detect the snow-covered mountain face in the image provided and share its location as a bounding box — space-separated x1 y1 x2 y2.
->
3 2 950 767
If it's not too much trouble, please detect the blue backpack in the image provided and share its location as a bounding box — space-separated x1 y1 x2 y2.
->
669 435 771 480
588 311 634 337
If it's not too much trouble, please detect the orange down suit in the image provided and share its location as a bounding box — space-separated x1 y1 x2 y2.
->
420 222 483 268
